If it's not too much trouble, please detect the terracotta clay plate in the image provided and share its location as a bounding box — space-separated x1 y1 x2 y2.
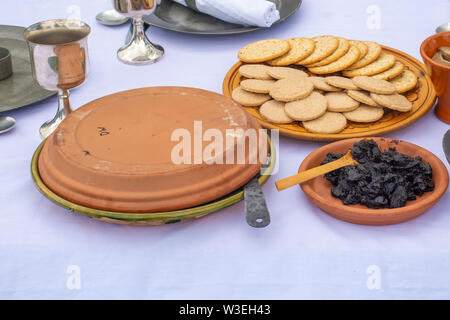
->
299 137 448 225
31 86 275 225
223 45 436 141
37 87 269 213
31 137 275 226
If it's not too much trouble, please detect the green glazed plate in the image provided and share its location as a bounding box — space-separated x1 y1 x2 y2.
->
31 138 276 225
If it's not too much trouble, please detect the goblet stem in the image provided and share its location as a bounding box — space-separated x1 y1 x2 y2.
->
39 89 72 139
125 21 149 44
132 16 145 43
117 16 164 65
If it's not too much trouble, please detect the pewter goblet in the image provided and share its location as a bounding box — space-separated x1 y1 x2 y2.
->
113 0 164 65
24 19 90 139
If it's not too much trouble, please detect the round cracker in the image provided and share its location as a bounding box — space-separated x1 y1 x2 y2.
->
346 41 381 70
309 76 341 92
349 40 368 59
269 78 314 102
302 112 347 134
390 69 418 93
232 87 271 107
259 100 294 124
239 64 273 80
346 89 379 107
343 54 396 77
268 67 308 80
240 79 276 93
285 91 328 121
343 104 384 122
325 76 359 90
372 61 404 80
325 92 360 112
296 35 339 65
267 38 315 66
238 39 290 63
352 76 396 94
307 37 350 67
307 45 360 74
370 92 413 112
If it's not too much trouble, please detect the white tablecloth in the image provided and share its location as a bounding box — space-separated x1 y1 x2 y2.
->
1 0 450 299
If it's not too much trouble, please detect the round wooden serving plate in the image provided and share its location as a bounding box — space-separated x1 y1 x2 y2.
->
299 137 448 225
31 138 275 226
223 45 437 141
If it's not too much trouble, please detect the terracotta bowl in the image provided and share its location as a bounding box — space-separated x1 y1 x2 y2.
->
299 137 449 225
420 31 450 123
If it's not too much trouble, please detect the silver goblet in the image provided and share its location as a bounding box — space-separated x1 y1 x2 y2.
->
24 19 90 139
113 0 164 65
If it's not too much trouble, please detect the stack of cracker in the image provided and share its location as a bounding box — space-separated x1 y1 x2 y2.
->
232 36 417 134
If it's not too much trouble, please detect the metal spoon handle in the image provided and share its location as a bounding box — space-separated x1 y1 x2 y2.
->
244 176 270 228
0 116 16 134
443 129 450 164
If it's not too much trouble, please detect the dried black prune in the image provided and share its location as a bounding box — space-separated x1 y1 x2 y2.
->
321 139 434 209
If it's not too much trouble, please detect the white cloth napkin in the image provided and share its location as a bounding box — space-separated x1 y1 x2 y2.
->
172 0 280 27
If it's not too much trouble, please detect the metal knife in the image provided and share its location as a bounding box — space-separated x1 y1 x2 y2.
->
244 175 270 228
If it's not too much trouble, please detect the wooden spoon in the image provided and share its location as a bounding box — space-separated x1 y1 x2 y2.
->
275 151 358 191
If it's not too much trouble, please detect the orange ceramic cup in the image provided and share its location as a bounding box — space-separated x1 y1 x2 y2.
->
420 31 450 124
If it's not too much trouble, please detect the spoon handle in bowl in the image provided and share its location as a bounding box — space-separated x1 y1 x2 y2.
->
275 151 357 191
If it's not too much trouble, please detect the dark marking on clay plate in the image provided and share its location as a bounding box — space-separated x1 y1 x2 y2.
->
97 127 110 136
